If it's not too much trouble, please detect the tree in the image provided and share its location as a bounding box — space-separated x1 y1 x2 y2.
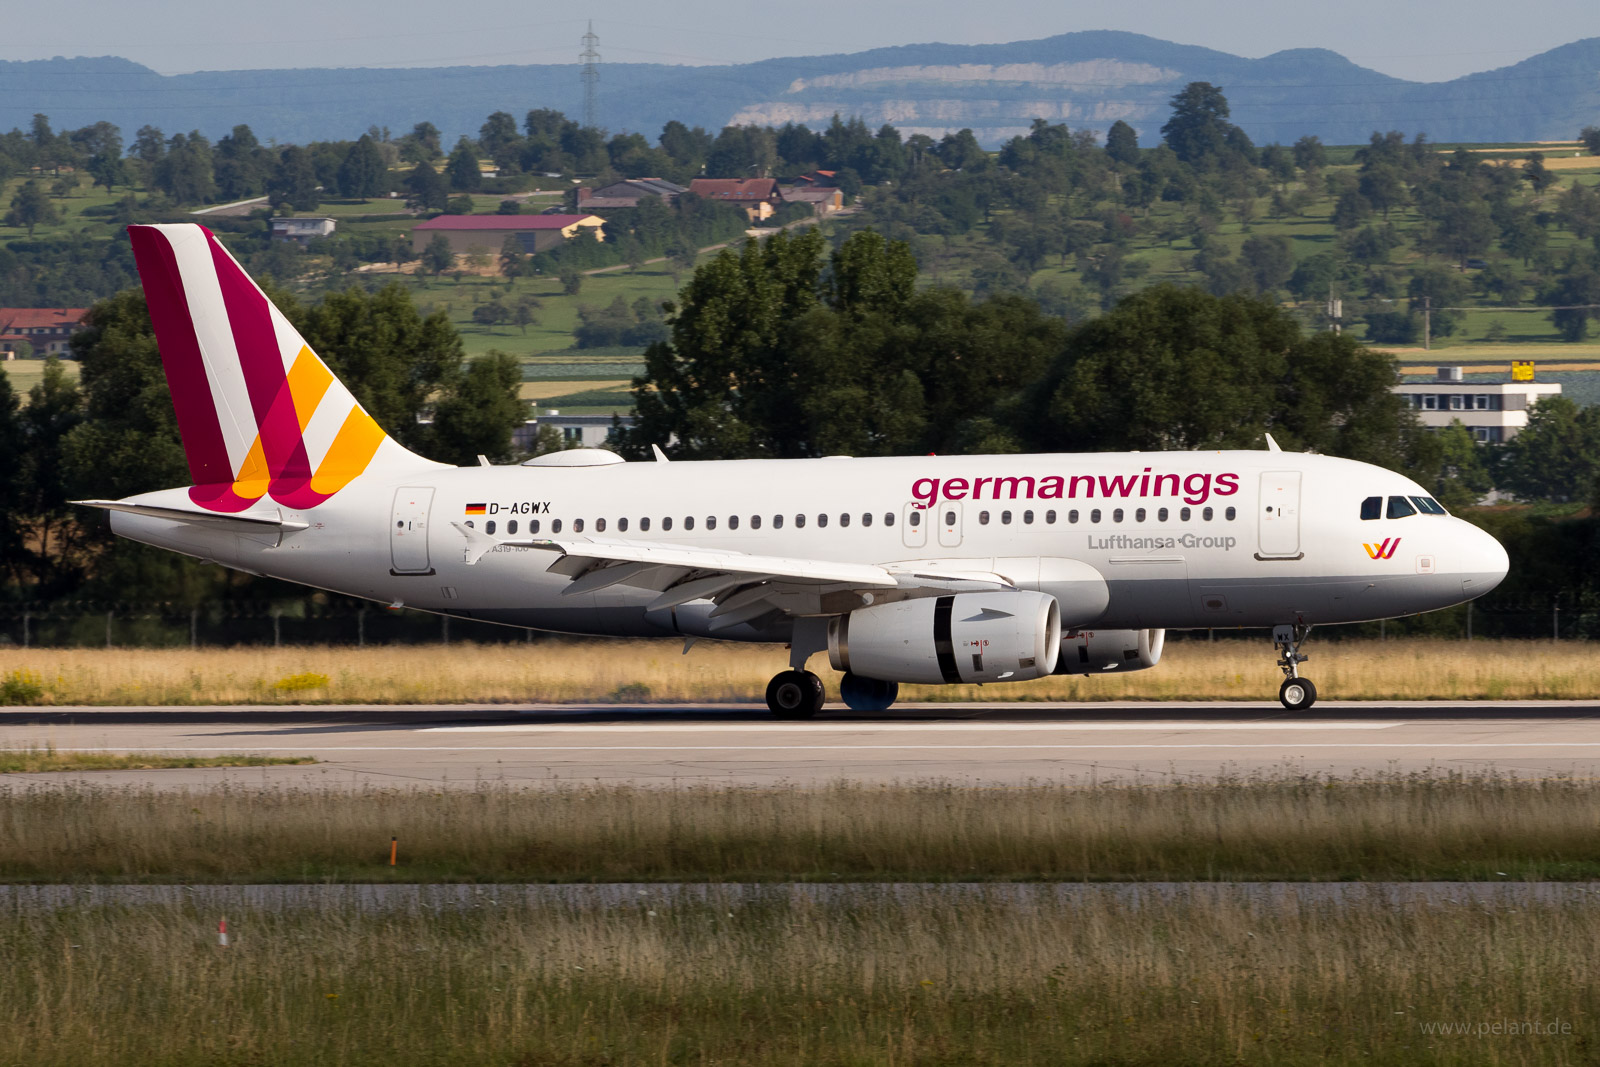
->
152 132 217 204
1239 234 1294 294
1161 82 1238 167
214 124 269 200
1497 396 1600 502
4 180 60 236
429 351 527 465
268 145 320 212
471 299 510 333
399 122 443 163
13 356 85 591
402 161 447 212
337 134 387 199
1420 420 1493 510
1105 120 1139 166
478 111 522 169
1292 135 1327 172
445 137 480 192
513 297 539 334
1581 126 1600 156
1521 152 1555 195
558 267 583 296
87 151 130 193
421 234 456 278
498 234 526 280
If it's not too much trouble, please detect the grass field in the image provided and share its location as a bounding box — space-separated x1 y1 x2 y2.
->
2 888 1597 1064
3 773 1599 883
2 637 1597 705
0 358 80 392
0 746 311 773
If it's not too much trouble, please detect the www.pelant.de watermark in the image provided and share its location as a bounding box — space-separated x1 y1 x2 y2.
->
1418 1018 1574 1038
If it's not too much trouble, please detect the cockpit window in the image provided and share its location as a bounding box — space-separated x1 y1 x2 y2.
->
1386 495 1418 519
1360 496 1382 521
1411 496 1448 515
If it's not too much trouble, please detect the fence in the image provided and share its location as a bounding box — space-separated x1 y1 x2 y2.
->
0 591 1594 648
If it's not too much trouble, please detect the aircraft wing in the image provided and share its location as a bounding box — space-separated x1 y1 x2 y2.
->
450 522 1014 627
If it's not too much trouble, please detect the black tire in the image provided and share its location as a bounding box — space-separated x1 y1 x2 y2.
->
766 670 825 718
839 673 899 713
1279 676 1317 711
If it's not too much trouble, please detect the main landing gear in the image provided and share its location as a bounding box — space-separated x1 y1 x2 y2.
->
1273 623 1317 711
765 670 825 718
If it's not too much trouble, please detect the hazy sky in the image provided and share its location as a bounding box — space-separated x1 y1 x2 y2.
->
3 0 1596 83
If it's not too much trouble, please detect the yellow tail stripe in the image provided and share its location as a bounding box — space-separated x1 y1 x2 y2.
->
309 408 388 495
286 346 335 433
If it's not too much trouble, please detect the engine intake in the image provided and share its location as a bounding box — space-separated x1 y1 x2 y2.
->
1055 629 1165 674
828 591 1061 685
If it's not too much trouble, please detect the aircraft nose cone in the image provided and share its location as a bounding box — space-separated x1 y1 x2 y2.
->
1462 520 1509 599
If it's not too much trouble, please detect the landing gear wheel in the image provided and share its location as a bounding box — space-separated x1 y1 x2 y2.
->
839 673 899 713
1279 676 1317 711
766 670 825 718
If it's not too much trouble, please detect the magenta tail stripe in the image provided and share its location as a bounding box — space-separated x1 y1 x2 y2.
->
206 237 312 482
127 227 234 486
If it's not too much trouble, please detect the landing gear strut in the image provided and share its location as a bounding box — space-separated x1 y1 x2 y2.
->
1273 623 1316 711
766 670 825 718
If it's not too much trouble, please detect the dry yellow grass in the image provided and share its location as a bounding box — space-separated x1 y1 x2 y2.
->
0 637 1596 705
3 892 1598 1065
518 378 629 400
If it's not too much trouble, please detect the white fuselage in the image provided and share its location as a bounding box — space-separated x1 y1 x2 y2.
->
110 449 1509 642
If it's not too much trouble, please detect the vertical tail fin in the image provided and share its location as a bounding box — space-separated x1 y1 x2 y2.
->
128 223 435 512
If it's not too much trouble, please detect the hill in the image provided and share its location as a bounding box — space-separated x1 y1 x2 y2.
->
1 32 1597 147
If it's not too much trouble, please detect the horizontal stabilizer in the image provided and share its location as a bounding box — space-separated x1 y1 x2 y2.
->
74 499 309 531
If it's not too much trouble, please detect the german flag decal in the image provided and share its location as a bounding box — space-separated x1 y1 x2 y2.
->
465 503 487 515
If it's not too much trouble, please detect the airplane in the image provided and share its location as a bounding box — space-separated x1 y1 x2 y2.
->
77 224 1510 715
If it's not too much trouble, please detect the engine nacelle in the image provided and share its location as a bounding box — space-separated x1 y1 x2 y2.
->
828 591 1061 685
1055 629 1165 674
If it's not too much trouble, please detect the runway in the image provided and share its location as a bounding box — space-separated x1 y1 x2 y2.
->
4 701 1600 787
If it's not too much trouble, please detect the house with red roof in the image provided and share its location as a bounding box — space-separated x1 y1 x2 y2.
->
687 178 784 221
0 308 88 357
410 214 606 256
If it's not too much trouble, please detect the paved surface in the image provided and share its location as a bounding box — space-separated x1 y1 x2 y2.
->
4 702 1600 788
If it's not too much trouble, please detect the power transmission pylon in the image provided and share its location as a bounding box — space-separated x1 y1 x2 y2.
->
580 22 600 129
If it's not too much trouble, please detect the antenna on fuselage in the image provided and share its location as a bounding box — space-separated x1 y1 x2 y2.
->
651 444 670 463
1263 433 1282 452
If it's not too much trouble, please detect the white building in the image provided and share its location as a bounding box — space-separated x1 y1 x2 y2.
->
1393 367 1562 444
512 413 634 453
269 217 337 244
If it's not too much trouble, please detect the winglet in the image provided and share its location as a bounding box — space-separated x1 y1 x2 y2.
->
451 521 499 565
651 444 670 463
1264 433 1282 452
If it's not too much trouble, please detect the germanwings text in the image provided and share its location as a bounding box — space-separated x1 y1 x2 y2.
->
911 469 1240 509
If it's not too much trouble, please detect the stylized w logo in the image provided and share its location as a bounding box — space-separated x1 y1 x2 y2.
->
1364 538 1401 560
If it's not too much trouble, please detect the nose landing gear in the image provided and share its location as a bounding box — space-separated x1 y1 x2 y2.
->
1273 623 1316 711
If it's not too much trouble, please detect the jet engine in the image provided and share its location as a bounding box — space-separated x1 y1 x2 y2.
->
827 591 1061 685
1055 629 1165 674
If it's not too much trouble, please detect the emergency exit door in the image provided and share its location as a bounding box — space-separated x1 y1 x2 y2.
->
1257 471 1302 559
390 487 435 575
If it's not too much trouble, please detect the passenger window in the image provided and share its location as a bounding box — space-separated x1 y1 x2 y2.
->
818 514 828 528
486 520 496 535
1387 496 1417 519
862 513 872 527
1134 508 1146 522
884 512 895 527
639 517 649 532
684 517 694 530
1001 510 1012 524
908 512 919 528
772 515 782 529
1224 507 1236 521
661 517 671 531
1158 507 1168 522
1067 510 1078 524
979 511 990 525
1360 496 1382 521
530 520 539 534
839 513 850 527
1202 507 1213 521
1046 510 1056 524
552 519 562 533
508 520 518 535
595 518 606 533
706 516 716 530
943 511 954 527
1090 509 1101 523
796 514 806 528
728 515 739 530
1181 507 1191 521
618 518 628 532
750 515 761 529
574 518 585 533
1112 509 1124 523
1023 510 1034 524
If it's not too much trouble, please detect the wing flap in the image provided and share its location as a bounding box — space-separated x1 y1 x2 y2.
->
73 499 309 531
